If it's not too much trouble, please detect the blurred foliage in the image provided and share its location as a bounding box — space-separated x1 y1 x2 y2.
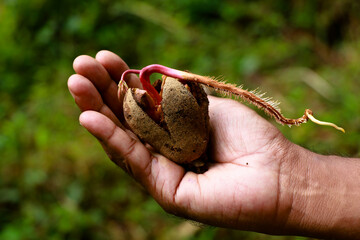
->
0 0 359 239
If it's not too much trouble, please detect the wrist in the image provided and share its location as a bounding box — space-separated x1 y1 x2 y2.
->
279 143 360 239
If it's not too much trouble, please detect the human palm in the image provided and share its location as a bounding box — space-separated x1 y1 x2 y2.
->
68 50 290 232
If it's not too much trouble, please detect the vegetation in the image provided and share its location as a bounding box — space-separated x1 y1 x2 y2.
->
0 0 359 239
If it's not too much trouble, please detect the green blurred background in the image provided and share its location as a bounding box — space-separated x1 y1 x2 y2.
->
0 0 359 239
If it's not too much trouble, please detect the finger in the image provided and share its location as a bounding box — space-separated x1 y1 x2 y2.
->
73 55 122 117
68 74 124 127
79 111 185 209
95 50 142 89
80 110 150 175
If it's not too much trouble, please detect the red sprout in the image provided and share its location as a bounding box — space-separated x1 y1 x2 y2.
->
120 64 345 132
121 65 186 106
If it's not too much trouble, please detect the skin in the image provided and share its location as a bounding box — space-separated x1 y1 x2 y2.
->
68 50 360 239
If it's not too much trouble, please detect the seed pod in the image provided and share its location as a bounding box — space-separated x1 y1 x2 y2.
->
122 77 209 164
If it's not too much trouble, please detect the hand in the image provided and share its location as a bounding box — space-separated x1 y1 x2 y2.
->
68 50 293 233
69 51 360 239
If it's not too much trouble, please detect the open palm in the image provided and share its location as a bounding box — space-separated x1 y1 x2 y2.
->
68 50 292 233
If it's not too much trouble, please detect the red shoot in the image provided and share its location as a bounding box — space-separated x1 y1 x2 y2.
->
121 65 186 106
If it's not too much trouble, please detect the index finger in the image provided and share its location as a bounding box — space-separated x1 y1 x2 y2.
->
73 55 123 118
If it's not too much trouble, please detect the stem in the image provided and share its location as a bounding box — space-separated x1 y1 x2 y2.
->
138 65 185 105
121 65 185 106
121 69 141 78
120 64 345 132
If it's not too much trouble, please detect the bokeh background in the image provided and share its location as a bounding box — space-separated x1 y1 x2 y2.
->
1 0 359 239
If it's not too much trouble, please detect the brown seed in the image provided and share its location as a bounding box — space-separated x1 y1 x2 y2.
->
123 77 209 164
